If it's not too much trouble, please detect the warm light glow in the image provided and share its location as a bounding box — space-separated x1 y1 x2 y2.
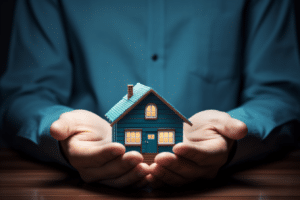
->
148 134 155 139
158 131 175 144
125 131 141 144
145 104 157 119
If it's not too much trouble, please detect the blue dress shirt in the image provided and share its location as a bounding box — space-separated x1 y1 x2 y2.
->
0 0 299 168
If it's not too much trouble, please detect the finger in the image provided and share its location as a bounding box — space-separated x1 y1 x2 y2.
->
98 163 150 188
146 174 166 189
173 143 209 164
154 152 213 179
80 151 144 182
50 117 74 141
187 110 248 140
50 111 84 141
131 176 149 189
217 119 247 140
50 110 111 141
68 142 125 168
172 143 228 167
149 163 191 187
210 112 248 140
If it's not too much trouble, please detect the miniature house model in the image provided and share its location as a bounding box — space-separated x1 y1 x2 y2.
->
105 83 192 164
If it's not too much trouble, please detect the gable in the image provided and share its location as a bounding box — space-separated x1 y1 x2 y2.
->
126 92 181 118
105 83 192 126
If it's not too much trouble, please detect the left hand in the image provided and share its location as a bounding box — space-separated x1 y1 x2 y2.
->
147 110 248 188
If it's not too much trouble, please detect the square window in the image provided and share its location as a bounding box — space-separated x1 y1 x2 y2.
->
125 130 142 144
158 131 175 144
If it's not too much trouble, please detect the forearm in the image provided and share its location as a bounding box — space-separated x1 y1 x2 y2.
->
225 100 300 167
223 0 300 167
0 0 75 168
2 96 75 167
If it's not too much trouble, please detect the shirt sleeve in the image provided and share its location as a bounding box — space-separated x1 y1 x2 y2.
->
0 0 75 169
226 0 300 167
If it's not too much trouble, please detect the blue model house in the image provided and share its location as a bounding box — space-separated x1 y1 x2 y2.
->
105 83 192 163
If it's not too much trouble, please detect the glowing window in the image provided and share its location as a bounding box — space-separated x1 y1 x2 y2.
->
125 131 141 144
145 104 157 119
148 134 155 139
158 131 175 144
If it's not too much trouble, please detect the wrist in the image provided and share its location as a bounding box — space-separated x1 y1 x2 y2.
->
223 140 237 167
58 141 71 165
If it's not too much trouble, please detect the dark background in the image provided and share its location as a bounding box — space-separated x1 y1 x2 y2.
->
0 0 300 147
0 0 15 77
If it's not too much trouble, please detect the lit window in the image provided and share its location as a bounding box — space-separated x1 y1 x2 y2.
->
158 131 175 144
148 134 155 139
145 104 157 119
125 131 141 144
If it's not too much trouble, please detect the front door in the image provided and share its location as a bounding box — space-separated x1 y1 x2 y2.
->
142 131 157 153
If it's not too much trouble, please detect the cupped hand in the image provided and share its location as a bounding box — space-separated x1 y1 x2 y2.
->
50 109 150 188
147 110 247 188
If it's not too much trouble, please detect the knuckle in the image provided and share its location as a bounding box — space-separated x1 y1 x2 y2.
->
135 167 148 178
49 121 60 137
223 112 231 118
237 121 248 133
59 111 71 120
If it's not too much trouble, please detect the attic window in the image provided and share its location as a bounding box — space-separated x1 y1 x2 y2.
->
145 103 157 120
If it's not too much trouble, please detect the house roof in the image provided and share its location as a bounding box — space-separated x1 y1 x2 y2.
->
105 83 193 126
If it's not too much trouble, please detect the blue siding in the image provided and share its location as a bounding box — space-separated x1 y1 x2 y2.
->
115 92 184 153
116 128 183 132
158 146 173 153
112 124 117 142
126 146 141 153
117 124 183 128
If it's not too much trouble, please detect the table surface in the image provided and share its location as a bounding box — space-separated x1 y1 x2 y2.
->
1 148 300 200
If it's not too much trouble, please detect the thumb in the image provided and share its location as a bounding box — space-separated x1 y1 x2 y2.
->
217 117 248 140
50 115 75 141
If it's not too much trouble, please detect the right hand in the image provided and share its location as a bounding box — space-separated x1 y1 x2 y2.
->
50 109 150 188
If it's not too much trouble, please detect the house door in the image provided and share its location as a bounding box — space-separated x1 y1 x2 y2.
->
142 131 157 153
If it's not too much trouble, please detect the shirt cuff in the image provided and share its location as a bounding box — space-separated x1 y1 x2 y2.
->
14 105 77 170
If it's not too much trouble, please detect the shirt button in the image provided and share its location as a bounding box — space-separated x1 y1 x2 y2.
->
151 54 158 61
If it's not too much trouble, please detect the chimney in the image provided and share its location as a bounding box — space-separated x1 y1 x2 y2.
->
127 84 133 99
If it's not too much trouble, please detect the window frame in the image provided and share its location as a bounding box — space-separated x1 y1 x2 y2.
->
145 103 158 120
157 129 175 146
124 129 142 146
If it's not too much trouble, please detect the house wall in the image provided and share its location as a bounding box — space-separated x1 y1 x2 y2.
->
114 93 184 153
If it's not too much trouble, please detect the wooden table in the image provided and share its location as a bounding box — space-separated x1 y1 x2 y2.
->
1 148 300 200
